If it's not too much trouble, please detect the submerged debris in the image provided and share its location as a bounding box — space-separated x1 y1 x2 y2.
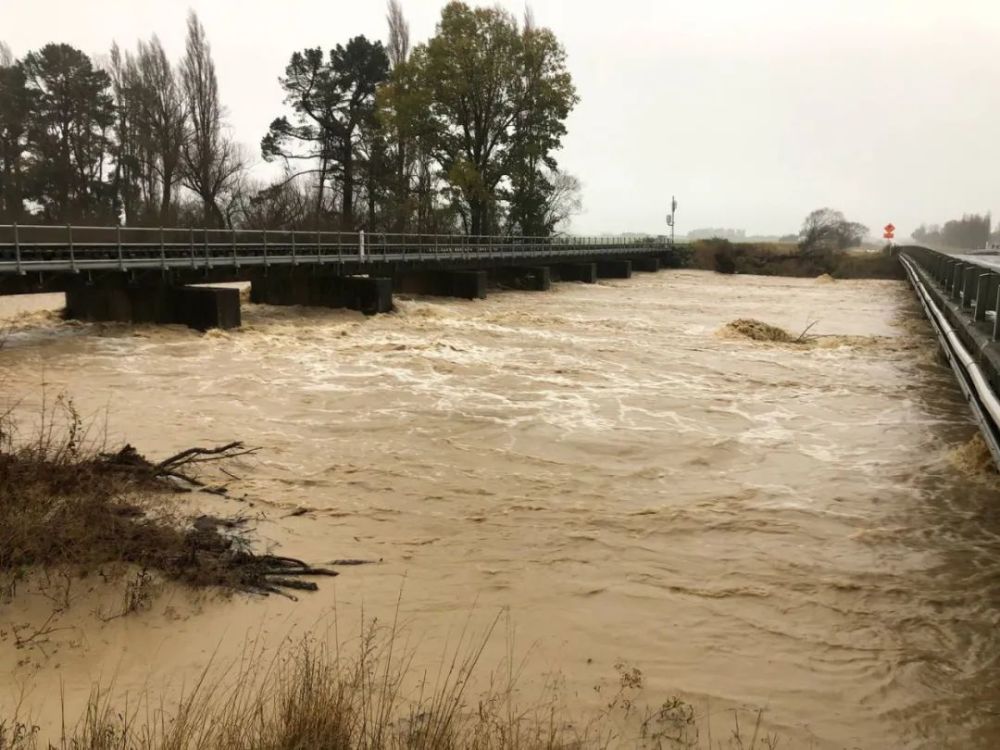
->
948 434 998 477
720 318 797 343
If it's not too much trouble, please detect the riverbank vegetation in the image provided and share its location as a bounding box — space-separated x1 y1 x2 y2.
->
0 396 336 603
912 213 994 250
0 616 780 750
0 2 581 238
688 207 902 279
689 240 901 279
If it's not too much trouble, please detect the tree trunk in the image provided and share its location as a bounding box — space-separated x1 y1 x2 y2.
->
315 158 327 227
342 147 354 229
160 169 173 224
469 198 485 237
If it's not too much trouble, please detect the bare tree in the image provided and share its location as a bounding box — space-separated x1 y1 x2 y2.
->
386 0 411 69
799 208 867 255
179 11 241 227
108 42 147 223
545 170 582 232
524 5 536 33
0 42 13 67
138 35 185 223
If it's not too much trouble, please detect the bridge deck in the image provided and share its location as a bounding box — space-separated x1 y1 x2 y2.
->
0 225 668 276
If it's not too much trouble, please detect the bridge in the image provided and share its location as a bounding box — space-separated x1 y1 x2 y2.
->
0 224 679 329
901 246 1000 466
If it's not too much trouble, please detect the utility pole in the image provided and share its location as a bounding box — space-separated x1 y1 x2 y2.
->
666 196 678 245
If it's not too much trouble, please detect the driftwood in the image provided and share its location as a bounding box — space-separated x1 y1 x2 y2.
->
100 442 260 496
94 444 346 599
328 559 380 566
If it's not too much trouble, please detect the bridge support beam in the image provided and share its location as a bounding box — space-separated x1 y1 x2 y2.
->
596 260 632 279
554 263 597 284
630 256 660 273
250 269 393 315
65 279 240 330
394 270 487 300
658 248 689 268
491 266 551 291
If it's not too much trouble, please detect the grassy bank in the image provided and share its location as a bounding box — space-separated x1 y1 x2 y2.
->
1 618 779 750
686 239 903 279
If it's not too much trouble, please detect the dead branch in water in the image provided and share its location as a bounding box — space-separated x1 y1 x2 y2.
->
98 441 259 496
794 319 820 343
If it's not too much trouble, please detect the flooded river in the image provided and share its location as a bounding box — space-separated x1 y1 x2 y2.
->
1 270 999 748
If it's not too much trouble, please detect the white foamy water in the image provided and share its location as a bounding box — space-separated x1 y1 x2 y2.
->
1 271 998 748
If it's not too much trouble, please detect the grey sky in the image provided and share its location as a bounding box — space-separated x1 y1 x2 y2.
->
3 0 998 237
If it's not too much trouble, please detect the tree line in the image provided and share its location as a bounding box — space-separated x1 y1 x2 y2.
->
0 1 581 236
911 214 995 250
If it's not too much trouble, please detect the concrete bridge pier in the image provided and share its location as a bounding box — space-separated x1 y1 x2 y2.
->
173 287 242 330
630 257 660 273
65 277 240 330
596 260 632 279
553 263 597 283
491 266 551 291
340 276 393 315
250 269 393 314
394 270 487 300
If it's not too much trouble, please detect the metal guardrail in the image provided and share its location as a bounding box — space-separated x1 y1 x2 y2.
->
0 224 668 275
901 247 1000 467
903 246 1000 338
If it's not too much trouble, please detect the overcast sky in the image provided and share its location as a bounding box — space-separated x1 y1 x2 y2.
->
3 0 998 237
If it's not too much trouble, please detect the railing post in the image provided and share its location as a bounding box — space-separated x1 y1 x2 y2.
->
117 224 125 271
159 226 166 271
962 267 975 308
975 273 992 322
232 229 238 269
291 230 297 265
359 230 366 260
13 222 21 275
68 224 76 273
263 229 269 268
204 227 210 269
190 227 196 269
994 283 1000 341
316 228 322 265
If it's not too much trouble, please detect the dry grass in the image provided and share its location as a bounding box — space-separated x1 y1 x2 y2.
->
0 613 781 750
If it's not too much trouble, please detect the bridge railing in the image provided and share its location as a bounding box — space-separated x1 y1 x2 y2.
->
0 224 667 272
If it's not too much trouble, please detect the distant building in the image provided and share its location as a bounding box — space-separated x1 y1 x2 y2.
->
687 228 747 241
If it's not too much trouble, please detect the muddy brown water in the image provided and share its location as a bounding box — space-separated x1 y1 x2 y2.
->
1 270 999 748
